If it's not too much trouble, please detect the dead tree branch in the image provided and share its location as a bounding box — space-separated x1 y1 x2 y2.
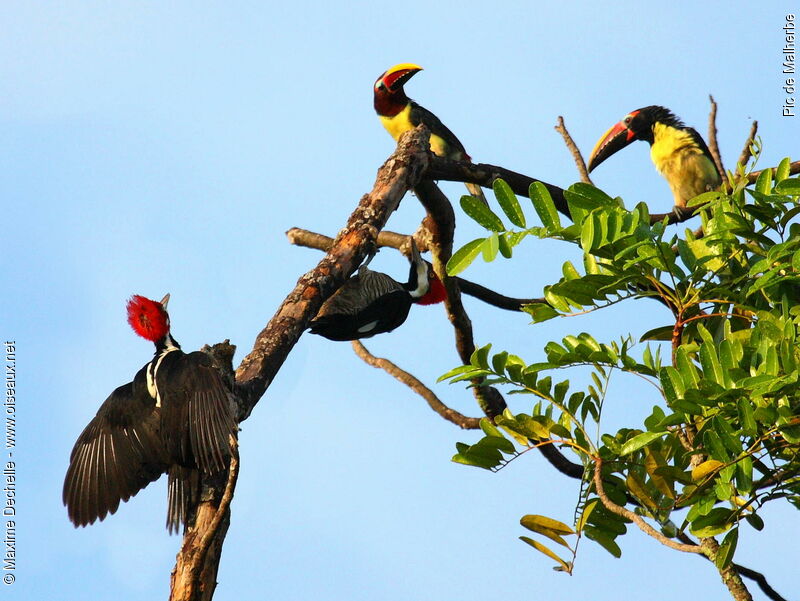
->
708 95 727 180
554 116 593 185
592 458 703 554
351 341 481 429
169 451 239 601
170 126 433 600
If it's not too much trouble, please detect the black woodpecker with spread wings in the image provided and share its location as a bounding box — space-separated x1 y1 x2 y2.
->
63 294 237 533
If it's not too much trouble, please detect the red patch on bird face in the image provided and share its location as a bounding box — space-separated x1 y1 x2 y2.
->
417 274 447 305
126 295 170 341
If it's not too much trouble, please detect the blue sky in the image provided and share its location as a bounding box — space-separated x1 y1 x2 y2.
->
2 2 798 600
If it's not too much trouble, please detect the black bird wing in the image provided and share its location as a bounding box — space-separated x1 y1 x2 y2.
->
408 100 469 160
63 374 166 527
157 351 237 475
685 126 721 175
309 268 412 340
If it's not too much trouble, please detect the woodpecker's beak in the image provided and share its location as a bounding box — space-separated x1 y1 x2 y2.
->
160 293 171 309
409 237 422 264
587 120 638 172
379 63 423 92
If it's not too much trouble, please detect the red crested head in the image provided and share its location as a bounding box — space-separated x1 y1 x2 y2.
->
417 271 447 306
126 294 170 342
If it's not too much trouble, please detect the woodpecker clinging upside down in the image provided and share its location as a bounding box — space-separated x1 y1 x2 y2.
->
309 240 447 341
374 63 486 201
587 105 722 210
63 294 237 533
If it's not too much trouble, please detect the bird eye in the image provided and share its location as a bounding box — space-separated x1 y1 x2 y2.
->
624 116 632 124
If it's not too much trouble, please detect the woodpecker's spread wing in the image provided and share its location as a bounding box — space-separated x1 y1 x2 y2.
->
63 378 166 528
157 351 237 475
309 268 412 340
166 464 199 534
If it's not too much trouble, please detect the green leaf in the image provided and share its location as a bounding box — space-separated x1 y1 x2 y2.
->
775 177 800 196
460 195 505 232
491 351 509 374
640 325 674 342
690 507 734 537
584 526 622 558
619 431 665 456
471 343 492 369
530 182 561 230
481 233 500 262
691 459 724 482
525 303 560 322
493 179 526 227
776 157 791 182
479 418 504 438
519 536 572 571
754 168 772 195
520 514 575 536
745 513 764 531
715 528 739 570
498 233 513 258
446 238 485 276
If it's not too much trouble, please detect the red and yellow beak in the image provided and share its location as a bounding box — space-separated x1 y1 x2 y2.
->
377 63 423 92
587 111 640 172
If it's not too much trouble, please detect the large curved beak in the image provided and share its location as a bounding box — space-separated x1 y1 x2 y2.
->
380 63 423 92
587 121 637 172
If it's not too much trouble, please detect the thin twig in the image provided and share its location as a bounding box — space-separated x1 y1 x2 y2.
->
592 458 703 554
707 95 726 179
554 116 593 185
351 341 481 429
737 121 759 172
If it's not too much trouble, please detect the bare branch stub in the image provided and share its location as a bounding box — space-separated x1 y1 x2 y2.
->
555 116 593 185
351 341 481 429
737 121 759 172
707 95 726 180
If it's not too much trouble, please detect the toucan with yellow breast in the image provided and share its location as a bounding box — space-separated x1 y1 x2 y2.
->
587 105 721 210
374 63 486 201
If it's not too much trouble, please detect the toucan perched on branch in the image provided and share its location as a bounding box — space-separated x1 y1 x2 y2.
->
587 105 722 210
63 294 237 533
374 63 486 201
309 240 446 341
